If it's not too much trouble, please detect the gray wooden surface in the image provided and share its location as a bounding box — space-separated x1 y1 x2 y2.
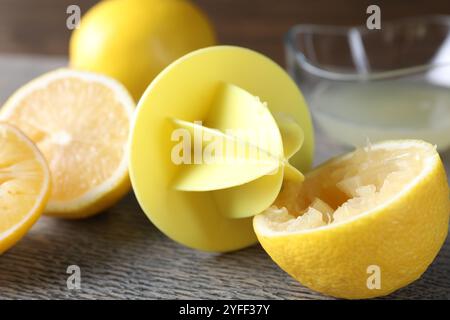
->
0 55 449 300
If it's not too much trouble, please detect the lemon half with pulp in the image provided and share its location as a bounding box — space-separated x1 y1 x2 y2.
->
254 140 449 299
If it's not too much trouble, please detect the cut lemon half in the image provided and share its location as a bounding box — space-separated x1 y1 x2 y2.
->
1 69 134 218
0 123 51 254
254 140 449 299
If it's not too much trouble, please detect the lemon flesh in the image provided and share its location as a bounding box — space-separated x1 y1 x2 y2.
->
254 140 449 299
1 69 134 218
0 123 51 254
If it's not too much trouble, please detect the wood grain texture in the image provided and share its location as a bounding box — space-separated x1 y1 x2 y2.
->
0 55 449 299
1 192 449 300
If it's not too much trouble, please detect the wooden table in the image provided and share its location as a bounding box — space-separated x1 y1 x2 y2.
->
0 55 449 299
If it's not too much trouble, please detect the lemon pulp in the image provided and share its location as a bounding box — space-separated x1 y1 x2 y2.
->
1 69 134 218
0 123 51 254
261 143 430 232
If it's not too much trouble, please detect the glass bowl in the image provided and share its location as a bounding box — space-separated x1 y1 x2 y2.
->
285 15 450 151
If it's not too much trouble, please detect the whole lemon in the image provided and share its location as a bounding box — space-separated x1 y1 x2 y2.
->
69 0 216 100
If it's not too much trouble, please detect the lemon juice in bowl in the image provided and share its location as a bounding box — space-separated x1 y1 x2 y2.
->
310 81 450 150
285 16 450 151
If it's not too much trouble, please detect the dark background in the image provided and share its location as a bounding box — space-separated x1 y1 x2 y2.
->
1 0 450 64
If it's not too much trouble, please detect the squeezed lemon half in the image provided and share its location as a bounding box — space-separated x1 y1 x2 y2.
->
254 140 449 299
